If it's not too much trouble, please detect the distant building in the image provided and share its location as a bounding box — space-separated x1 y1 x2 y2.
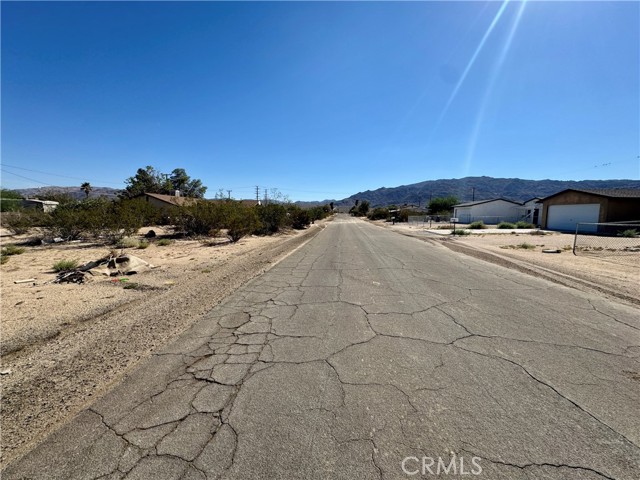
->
22 199 59 212
516 197 543 226
139 192 261 211
139 192 198 209
541 188 640 232
453 198 522 224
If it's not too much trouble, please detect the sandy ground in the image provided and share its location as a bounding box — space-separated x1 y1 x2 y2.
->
1 227 254 355
0 222 327 465
376 221 640 304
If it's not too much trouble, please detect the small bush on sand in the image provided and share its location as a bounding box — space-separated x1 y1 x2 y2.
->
618 229 638 238
2 210 50 235
53 259 79 272
497 222 516 229
501 242 536 250
137 240 149 249
1 245 25 256
116 237 140 248
156 238 173 246
515 221 535 229
451 229 470 236
468 221 485 229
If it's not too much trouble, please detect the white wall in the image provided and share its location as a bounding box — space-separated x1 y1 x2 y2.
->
454 200 521 224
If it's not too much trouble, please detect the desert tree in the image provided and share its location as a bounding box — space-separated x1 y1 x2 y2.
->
80 182 92 199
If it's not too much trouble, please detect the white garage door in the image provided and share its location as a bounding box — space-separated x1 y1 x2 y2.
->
547 204 600 232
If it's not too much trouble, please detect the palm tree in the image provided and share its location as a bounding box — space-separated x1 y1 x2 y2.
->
80 182 92 199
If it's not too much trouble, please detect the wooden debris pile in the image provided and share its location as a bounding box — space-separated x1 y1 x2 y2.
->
52 254 155 284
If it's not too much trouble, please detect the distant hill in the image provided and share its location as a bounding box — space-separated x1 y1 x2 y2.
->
325 177 640 208
13 186 121 200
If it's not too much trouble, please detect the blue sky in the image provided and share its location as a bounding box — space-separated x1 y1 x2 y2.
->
2 1 639 201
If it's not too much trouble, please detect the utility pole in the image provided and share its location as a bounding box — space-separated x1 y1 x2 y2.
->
264 189 268 205
255 186 260 203
227 190 232 200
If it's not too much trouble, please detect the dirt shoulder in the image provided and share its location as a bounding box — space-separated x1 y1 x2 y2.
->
0 221 327 465
370 221 640 306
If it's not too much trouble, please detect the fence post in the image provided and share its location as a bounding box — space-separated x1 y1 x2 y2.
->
573 223 579 256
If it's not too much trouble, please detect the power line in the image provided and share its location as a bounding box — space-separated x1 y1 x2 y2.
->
1 169 57 187
0 163 124 186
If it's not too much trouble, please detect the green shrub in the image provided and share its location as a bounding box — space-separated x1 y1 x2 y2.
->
307 205 332 222
105 198 159 241
397 209 410 223
116 237 140 248
368 207 390 221
451 229 470 236
500 243 536 250
0 198 23 212
2 209 50 234
0 188 22 200
497 222 516 229
53 259 79 272
156 239 173 246
428 196 459 215
468 221 485 229
37 198 158 242
1 245 25 256
515 221 535 229
0 244 24 265
137 240 150 249
255 204 289 234
289 208 311 230
223 202 259 242
350 201 370 217
172 201 222 237
618 229 639 238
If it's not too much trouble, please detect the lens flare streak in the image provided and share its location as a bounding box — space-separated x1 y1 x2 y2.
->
464 0 527 175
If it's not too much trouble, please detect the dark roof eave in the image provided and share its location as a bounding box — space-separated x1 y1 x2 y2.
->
540 188 640 201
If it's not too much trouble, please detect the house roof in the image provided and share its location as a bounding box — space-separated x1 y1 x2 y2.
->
143 193 262 207
144 193 196 206
541 188 640 201
454 198 522 208
24 199 60 205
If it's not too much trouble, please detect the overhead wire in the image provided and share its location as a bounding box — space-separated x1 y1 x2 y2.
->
0 163 124 186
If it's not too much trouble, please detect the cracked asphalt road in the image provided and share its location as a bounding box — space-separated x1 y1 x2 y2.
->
4 215 640 479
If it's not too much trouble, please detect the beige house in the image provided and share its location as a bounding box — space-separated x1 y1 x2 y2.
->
139 192 260 211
